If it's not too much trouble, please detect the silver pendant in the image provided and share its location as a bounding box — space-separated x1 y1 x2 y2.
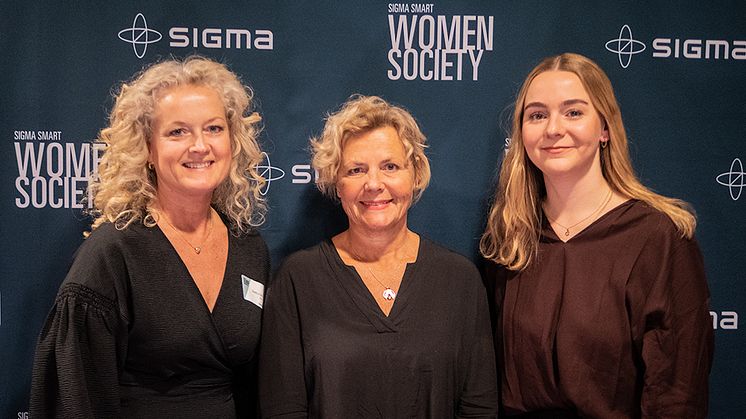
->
382 288 397 300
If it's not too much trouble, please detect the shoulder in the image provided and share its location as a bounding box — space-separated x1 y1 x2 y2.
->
614 201 704 271
82 220 155 255
231 228 270 258
624 200 693 246
420 237 477 268
418 237 481 283
60 222 151 300
276 241 329 274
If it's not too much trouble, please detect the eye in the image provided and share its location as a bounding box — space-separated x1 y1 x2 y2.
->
207 125 225 134
382 162 399 171
566 109 583 118
168 128 187 137
526 111 547 121
347 167 364 176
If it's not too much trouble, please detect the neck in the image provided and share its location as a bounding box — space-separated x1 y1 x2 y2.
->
543 168 611 221
344 224 413 262
153 193 213 231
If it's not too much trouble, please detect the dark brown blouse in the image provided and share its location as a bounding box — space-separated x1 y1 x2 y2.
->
487 200 713 418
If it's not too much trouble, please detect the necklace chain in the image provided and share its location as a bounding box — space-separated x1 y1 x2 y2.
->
544 188 613 237
347 241 400 301
159 210 214 254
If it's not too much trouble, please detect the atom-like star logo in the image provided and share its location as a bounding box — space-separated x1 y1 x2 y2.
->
254 152 285 196
118 13 162 59
716 158 745 201
605 24 646 69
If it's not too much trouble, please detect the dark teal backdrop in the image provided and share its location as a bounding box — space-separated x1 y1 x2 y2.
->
2 1 744 416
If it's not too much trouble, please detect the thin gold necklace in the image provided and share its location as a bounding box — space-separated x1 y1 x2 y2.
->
544 188 613 237
159 210 214 254
347 241 400 301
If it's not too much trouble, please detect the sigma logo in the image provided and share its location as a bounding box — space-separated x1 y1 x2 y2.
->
652 38 746 60
710 311 738 330
118 13 274 58
715 158 744 201
291 164 319 184
605 24 746 68
169 28 273 50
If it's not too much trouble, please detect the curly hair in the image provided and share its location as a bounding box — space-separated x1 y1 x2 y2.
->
88 56 266 234
311 95 431 202
480 53 696 271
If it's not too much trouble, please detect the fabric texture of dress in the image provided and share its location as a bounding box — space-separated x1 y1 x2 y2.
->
30 218 269 418
487 200 713 418
259 237 498 418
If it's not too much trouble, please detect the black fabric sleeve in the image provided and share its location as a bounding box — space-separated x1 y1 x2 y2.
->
258 259 308 419
457 265 499 419
29 283 126 418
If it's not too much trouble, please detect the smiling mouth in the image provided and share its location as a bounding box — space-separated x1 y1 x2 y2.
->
542 146 572 153
361 199 393 208
183 161 213 169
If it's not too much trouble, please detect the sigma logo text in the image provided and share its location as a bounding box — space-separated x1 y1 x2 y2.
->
606 25 746 68
118 13 274 58
710 311 738 330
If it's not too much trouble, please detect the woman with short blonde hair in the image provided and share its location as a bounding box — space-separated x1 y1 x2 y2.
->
260 95 497 418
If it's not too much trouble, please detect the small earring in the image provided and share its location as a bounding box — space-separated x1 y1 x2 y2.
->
147 162 154 170
600 140 608 149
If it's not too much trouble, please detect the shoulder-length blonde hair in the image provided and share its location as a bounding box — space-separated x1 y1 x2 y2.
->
311 95 431 202
88 55 265 234
480 53 696 271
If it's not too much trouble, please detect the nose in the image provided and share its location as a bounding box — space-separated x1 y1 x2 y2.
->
189 132 209 153
545 113 565 139
364 170 384 192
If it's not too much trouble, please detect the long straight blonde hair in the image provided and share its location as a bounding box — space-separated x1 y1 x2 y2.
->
480 53 695 271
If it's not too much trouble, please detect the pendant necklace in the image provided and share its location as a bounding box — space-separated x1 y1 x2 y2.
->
159 209 214 254
366 267 397 301
348 243 399 301
545 188 613 237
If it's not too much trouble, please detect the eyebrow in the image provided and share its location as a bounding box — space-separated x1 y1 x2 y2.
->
524 99 589 110
163 116 226 125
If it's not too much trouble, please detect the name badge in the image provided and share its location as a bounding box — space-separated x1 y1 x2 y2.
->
241 275 264 308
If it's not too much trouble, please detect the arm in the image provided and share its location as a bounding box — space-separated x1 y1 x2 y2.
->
640 238 713 418
258 263 309 419
29 283 125 418
457 266 499 419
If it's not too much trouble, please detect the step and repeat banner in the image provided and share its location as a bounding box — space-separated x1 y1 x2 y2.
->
1 1 744 416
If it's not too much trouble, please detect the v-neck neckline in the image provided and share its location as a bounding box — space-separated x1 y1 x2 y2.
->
542 199 635 243
324 238 424 322
153 218 232 316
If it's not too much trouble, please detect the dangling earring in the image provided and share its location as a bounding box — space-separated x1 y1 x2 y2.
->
600 140 608 149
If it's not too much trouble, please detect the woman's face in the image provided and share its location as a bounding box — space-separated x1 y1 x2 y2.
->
148 84 232 204
521 70 608 181
336 126 415 235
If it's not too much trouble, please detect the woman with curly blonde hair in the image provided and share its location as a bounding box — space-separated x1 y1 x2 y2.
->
259 95 498 418
481 53 712 418
31 56 269 418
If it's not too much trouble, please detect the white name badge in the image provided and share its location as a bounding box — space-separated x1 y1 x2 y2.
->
241 275 264 308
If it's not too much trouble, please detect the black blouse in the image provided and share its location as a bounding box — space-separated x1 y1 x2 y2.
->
259 237 498 418
30 220 269 418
